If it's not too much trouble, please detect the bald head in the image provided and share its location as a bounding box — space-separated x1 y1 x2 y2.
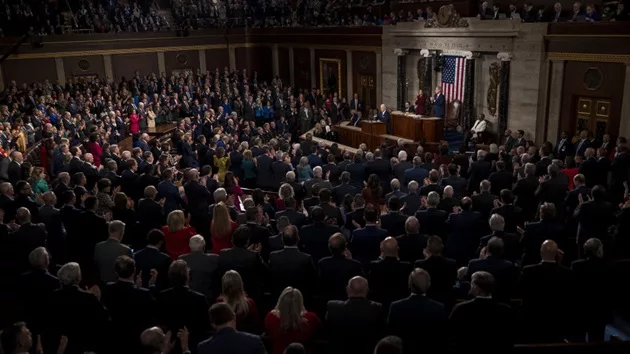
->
346 276 369 298
540 240 559 261
380 237 399 257
140 327 167 354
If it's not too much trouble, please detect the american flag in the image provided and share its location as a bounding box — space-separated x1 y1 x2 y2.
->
440 56 466 105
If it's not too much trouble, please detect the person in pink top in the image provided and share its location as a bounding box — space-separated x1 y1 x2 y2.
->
128 109 141 135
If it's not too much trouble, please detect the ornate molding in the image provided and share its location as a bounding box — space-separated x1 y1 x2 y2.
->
487 62 500 117
547 52 630 63
394 48 409 56
420 49 435 58
424 5 469 28
440 50 474 59
497 52 513 61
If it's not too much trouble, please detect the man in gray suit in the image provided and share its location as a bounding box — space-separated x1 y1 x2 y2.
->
179 235 219 299
94 220 132 284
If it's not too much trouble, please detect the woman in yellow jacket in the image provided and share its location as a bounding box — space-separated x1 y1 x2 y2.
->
213 147 230 184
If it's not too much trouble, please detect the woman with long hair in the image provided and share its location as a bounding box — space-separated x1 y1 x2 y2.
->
264 287 320 354
95 178 115 216
223 171 244 211
213 147 230 183
563 156 579 190
162 210 196 260
29 167 48 195
242 149 257 189
217 270 259 333
296 156 312 182
89 133 103 167
210 202 238 254
275 183 294 211
111 192 138 248
362 173 384 206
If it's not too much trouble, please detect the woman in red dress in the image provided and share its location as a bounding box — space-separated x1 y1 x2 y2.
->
217 270 260 333
264 287 320 354
415 89 427 115
210 202 237 254
88 133 103 167
128 109 141 135
162 210 196 260
361 174 384 207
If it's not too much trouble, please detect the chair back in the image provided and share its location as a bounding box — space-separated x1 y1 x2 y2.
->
446 100 461 130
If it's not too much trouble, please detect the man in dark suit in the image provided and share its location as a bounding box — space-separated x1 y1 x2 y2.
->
472 180 498 222
102 256 157 353
467 150 492 194
571 238 611 342
268 225 316 298
184 169 213 235
346 155 367 190
416 192 448 238
490 189 523 234
377 104 391 134
366 150 392 192
420 170 444 197
536 165 568 221
404 156 429 186
255 146 274 190
94 220 133 284
349 93 363 113
274 197 307 229
395 216 426 263
7 151 24 185
134 229 172 291
445 197 484 265
467 237 517 302
304 167 332 198
414 236 457 307
369 237 412 308
318 233 364 301
574 130 590 157
387 268 448 354
512 163 539 221
12 207 47 275
318 189 344 228
157 260 210 350
197 303 266 354
520 240 573 343
380 196 408 238
326 276 385 354
449 271 514 351
488 161 513 196
479 214 521 264
431 87 445 118
574 185 616 250
350 206 389 268
217 226 267 299
393 151 413 184
242 207 274 261
157 168 185 215
555 131 574 161
441 164 467 199
594 147 611 187
535 147 553 178
300 207 341 261
332 172 358 206
565 173 589 217
520 203 565 266
385 179 407 202
179 235 219 300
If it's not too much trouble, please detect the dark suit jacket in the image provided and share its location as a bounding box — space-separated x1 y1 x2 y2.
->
268 247 316 297
488 170 514 195
255 154 274 189
332 183 358 205
404 167 429 186
8 160 23 185
379 212 408 237
467 160 492 194
18 270 60 333
467 256 516 301
574 199 616 244
157 286 210 349
432 94 445 118
326 297 385 354
445 211 484 264
346 162 367 189
388 294 447 354
318 255 364 301
414 256 457 305
449 298 514 351
393 161 413 185
218 246 266 298
479 230 520 263
441 176 467 199
134 246 172 290
13 222 47 274
274 208 307 229
535 157 553 178
490 204 523 233
184 180 212 216
471 191 498 222
396 233 427 263
416 208 447 238
512 175 539 220
369 257 412 308
299 222 341 261
400 193 421 216
571 257 611 327
350 225 388 267
197 327 266 354
179 251 219 299
521 221 565 266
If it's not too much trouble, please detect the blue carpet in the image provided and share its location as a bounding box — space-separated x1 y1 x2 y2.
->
443 130 464 152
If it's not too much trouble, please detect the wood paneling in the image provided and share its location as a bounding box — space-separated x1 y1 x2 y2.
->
165 50 200 75
2 58 56 85
293 48 311 90
111 53 159 82
559 61 625 140
63 55 105 79
235 46 272 82
206 48 229 72
315 49 346 99
278 47 290 85
352 51 377 109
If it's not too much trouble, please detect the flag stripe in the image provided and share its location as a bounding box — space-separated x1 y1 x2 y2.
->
440 56 467 113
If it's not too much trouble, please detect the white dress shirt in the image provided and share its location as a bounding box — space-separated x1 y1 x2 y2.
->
471 119 487 134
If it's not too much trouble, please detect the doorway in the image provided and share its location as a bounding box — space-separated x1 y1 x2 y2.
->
573 96 611 141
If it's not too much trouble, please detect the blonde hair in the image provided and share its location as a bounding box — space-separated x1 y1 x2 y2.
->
220 270 249 315
211 202 232 238
243 149 253 160
278 183 294 199
273 287 306 332
167 210 185 233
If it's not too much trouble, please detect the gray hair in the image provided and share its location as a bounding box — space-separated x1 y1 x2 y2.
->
390 179 401 190
58 172 71 184
214 188 227 202
29 247 49 269
108 220 126 238
489 144 499 154
524 162 536 176
408 181 419 193
405 216 420 234
443 185 454 198
427 191 440 207
144 186 157 199
477 150 487 160
480 180 491 192
398 150 407 161
365 152 374 162
0 182 12 195
189 235 206 252
286 171 296 182
521 153 531 164
58 262 82 286
489 213 505 231
313 166 323 178
279 183 295 198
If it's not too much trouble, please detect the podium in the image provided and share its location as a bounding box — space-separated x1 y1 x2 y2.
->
361 120 386 149
391 111 444 143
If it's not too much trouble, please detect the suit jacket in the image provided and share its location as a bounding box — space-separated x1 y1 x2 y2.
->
184 180 212 216
179 251 219 299
157 286 210 349
467 256 516 301
512 175 539 221
268 247 316 297
396 233 427 263
400 192 421 216
332 183 358 206
94 238 133 283
432 94 445 118
134 246 172 290
445 211 484 264
379 211 408 237
574 199 616 244
387 294 447 354
535 157 553 178
7 160 23 185
255 154 274 189
449 298 514 351
304 177 332 198
299 222 341 261
326 298 385 354
158 179 185 214
490 204 523 233
471 191 498 221
404 166 429 186
574 138 590 157
577 157 596 187
350 225 388 267
346 162 367 189
393 161 413 185
414 256 457 305
18 270 60 333
416 208 447 238
488 170 514 195
318 255 364 301
197 327 266 354
467 160 492 194
571 257 611 323
368 257 412 308
420 183 444 197
555 138 574 160
274 209 307 229
441 176 467 199
520 221 565 266
218 246 266 298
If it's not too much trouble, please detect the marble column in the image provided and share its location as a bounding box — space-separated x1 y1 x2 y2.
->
346 50 353 102
157 52 166 76
497 52 512 137
54 58 65 86
376 51 382 106
462 55 476 129
395 48 408 110
272 44 279 78
0 63 5 91
103 55 114 84
228 47 236 71
199 50 207 73
619 63 630 140
310 48 316 89
546 60 565 142
288 47 295 87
